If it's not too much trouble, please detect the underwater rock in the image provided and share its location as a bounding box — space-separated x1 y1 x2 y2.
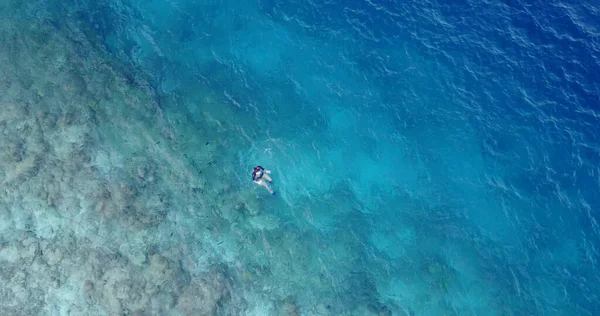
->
112 182 139 210
278 296 300 316
234 190 261 217
42 244 64 266
2 154 39 185
18 235 41 264
68 135 94 167
83 280 95 293
428 262 442 274
234 200 260 217
366 301 393 316
351 304 397 316
245 200 261 217
0 264 44 315
0 242 20 264
421 257 457 293
127 155 159 185
175 265 231 315
91 175 169 229
145 254 174 295
85 251 152 314
137 163 156 183
315 303 332 315
127 194 170 229
1 138 25 162
35 110 58 130
93 186 119 220
64 69 88 95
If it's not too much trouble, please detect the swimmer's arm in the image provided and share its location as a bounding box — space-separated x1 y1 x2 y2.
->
265 169 271 174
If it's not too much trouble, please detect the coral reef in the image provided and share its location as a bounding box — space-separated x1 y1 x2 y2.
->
90 174 170 230
77 249 232 315
0 5 239 315
176 265 231 315
276 296 301 316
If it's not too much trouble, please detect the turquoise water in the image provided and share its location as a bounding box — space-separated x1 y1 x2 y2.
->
0 0 599 315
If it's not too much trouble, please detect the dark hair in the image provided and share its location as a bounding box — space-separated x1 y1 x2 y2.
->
252 166 264 181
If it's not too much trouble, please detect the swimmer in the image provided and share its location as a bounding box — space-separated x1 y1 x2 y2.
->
252 165 274 195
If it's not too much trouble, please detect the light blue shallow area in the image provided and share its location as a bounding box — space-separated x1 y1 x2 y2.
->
2 0 599 314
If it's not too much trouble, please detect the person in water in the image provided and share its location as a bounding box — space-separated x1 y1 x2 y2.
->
252 165 274 195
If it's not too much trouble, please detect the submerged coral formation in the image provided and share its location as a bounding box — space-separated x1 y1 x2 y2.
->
0 3 365 314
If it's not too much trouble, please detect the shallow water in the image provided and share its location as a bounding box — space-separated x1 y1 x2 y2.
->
0 0 599 315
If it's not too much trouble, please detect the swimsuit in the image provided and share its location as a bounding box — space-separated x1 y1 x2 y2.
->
252 166 264 182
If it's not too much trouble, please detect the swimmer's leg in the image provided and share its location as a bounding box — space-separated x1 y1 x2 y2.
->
263 183 273 194
257 179 273 194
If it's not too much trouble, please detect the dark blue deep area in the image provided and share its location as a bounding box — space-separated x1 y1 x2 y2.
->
55 0 600 314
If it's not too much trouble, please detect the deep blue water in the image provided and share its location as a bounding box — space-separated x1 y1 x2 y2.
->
28 0 600 314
